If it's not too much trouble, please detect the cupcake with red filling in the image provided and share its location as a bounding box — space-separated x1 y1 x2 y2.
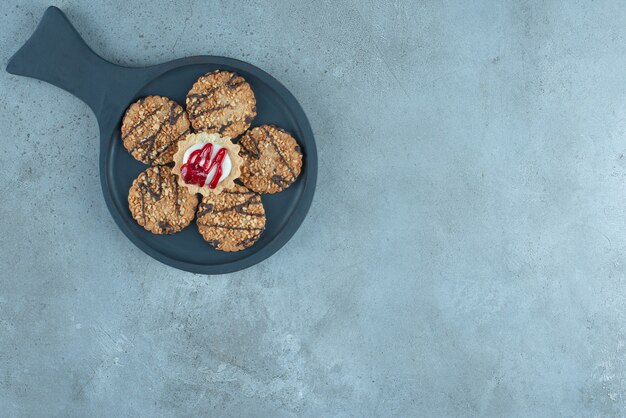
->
172 132 243 195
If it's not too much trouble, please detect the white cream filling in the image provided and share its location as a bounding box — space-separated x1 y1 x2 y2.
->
183 142 232 185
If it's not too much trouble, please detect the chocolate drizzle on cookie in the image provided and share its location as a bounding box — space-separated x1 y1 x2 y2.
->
187 89 218 101
128 166 198 235
233 196 264 217
173 180 181 216
239 232 263 248
191 103 232 118
226 72 238 86
196 203 214 218
122 96 190 165
130 117 169 160
196 185 266 251
199 194 264 218
168 103 185 125
158 221 175 234
197 223 264 232
185 71 256 138
263 126 297 180
238 132 261 159
218 120 234 135
223 188 253 195
137 168 164 224
122 105 163 139
271 175 292 188
186 87 219 113
138 168 164 200
147 128 191 165
227 73 245 90
238 125 303 194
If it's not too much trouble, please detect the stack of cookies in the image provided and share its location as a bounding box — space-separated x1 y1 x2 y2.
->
122 70 303 252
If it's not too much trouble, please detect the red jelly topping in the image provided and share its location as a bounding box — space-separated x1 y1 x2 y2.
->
181 143 228 189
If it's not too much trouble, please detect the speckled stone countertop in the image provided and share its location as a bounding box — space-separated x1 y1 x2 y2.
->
2 1 626 416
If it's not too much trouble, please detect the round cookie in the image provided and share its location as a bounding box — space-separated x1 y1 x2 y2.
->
238 125 303 194
186 71 256 139
128 166 198 234
121 96 190 165
196 184 266 252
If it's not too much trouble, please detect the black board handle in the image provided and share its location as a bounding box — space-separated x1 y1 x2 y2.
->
6 6 149 125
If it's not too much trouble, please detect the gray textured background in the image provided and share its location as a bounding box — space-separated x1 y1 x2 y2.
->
2 0 626 416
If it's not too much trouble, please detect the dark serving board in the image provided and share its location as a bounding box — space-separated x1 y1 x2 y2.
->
6 7 317 274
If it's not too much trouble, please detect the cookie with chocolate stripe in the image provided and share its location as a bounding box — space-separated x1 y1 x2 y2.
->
185 71 256 139
238 125 303 194
121 96 190 165
128 166 198 234
196 184 266 252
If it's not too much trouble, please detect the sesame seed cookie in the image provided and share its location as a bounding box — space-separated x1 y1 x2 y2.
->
186 71 256 139
121 96 191 165
128 166 198 234
238 125 303 194
196 184 266 252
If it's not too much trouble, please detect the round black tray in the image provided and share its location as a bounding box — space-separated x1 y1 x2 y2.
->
7 7 317 274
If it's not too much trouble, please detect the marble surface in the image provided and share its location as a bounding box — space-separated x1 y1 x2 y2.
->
2 1 626 416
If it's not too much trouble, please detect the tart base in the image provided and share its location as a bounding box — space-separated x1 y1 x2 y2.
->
172 132 243 195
